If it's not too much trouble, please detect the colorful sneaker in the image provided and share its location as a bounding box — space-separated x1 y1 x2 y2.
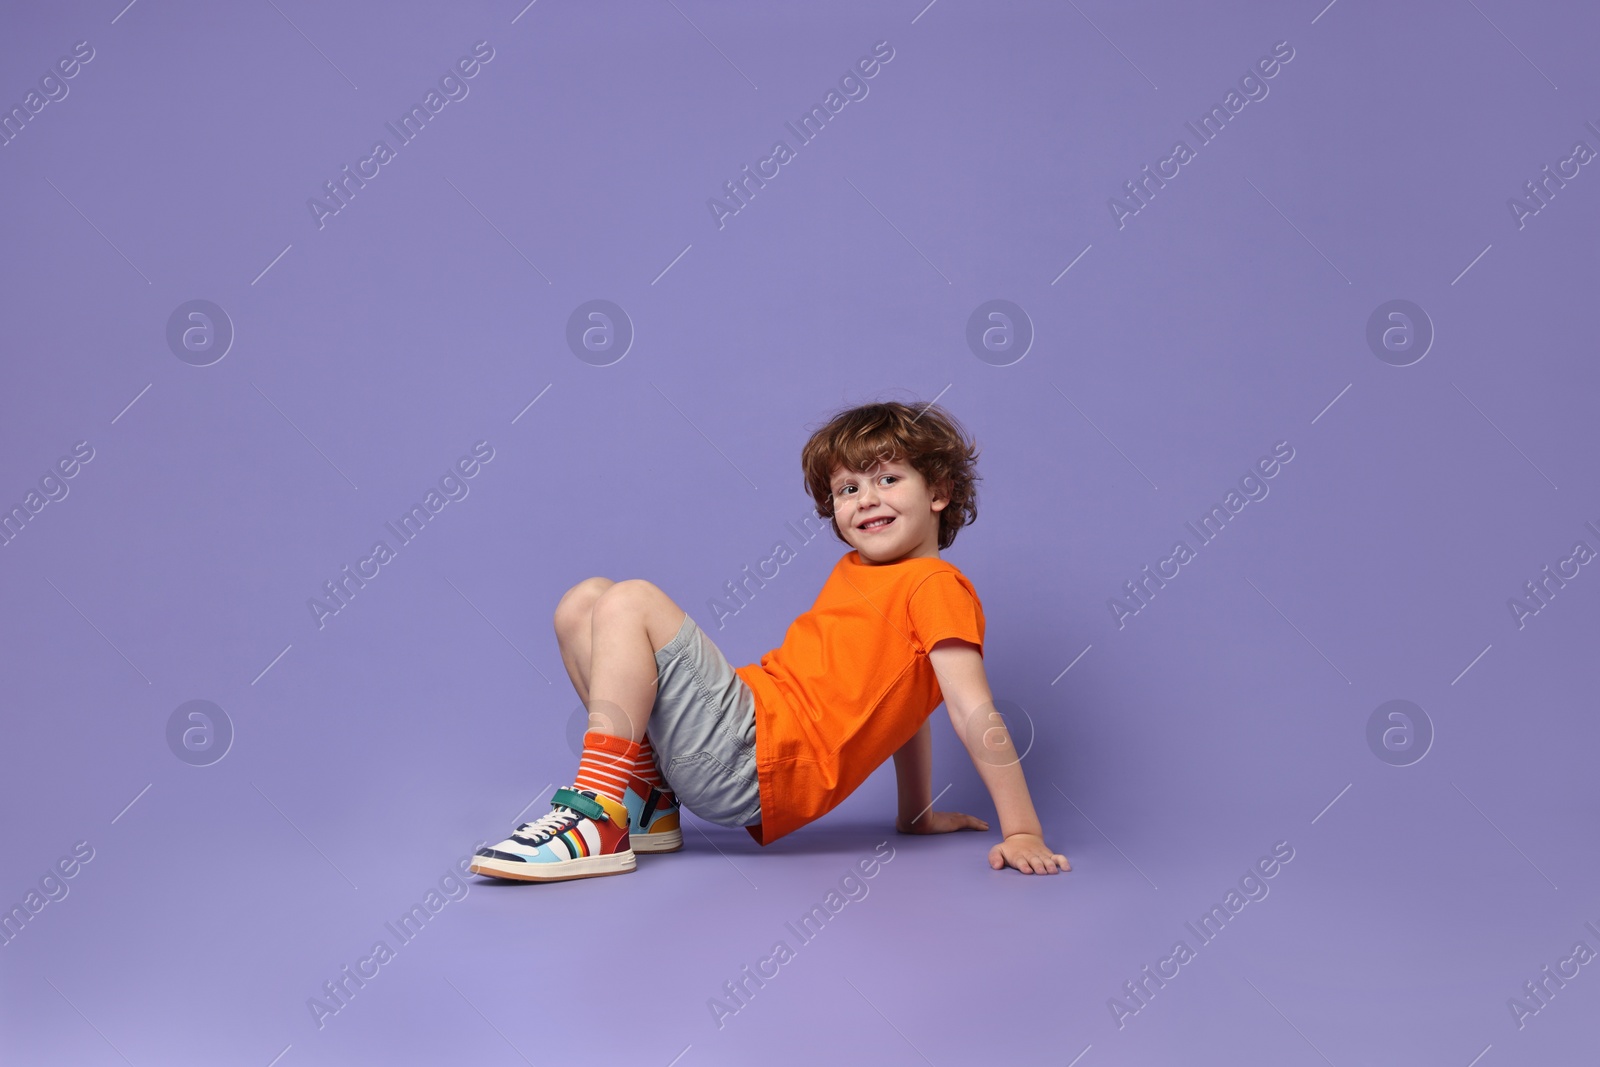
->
623 773 683 853
469 787 635 882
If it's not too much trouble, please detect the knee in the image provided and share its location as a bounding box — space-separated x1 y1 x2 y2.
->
591 578 659 623
553 577 613 637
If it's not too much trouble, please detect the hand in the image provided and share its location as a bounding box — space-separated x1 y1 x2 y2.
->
989 833 1070 875
896 810 989 834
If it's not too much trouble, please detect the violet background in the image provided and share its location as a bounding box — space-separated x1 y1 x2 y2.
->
2 1 1598 1064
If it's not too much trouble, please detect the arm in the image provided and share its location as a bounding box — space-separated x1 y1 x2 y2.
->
891 718 933 832
927 637 1070 874
893 716 990 834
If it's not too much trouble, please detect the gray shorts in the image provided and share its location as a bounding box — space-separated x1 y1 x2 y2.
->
647 612 763 828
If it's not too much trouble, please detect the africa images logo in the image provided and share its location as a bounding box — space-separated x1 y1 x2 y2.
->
1107 40 1296 230
307 441 494 630
707 40 895 230
1108 441 1295 629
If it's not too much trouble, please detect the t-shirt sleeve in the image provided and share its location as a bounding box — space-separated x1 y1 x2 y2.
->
907 571 984 656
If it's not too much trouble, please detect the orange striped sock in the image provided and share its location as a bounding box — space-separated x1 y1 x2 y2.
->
574 730 638 803
634 734 666 790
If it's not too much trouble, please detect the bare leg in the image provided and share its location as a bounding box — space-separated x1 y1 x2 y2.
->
585 580 689 743
552 577 615 704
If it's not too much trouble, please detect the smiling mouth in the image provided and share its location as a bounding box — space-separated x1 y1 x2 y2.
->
859 517 894 532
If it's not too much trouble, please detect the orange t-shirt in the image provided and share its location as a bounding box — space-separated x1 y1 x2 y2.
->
735 549 986 846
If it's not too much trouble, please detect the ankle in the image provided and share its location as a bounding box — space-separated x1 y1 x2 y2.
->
573 731 641 802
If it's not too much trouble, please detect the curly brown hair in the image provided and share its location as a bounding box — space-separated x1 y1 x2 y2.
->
800 399 980 551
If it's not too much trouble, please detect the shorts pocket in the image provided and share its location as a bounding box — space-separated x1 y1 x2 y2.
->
717 722 755 757
668 748 752 784
667 750 758 820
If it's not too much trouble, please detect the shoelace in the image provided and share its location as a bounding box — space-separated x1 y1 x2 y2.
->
512 803 584 844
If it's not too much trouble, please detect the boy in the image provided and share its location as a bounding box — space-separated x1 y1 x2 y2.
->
469 400 1070 882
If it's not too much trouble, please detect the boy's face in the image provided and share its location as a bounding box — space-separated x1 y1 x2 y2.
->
828 458 949 565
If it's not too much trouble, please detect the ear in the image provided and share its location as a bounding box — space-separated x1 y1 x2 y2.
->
929 476 952 511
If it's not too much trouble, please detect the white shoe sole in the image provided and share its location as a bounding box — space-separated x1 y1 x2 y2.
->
469 850 636 882
632 828 683 853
